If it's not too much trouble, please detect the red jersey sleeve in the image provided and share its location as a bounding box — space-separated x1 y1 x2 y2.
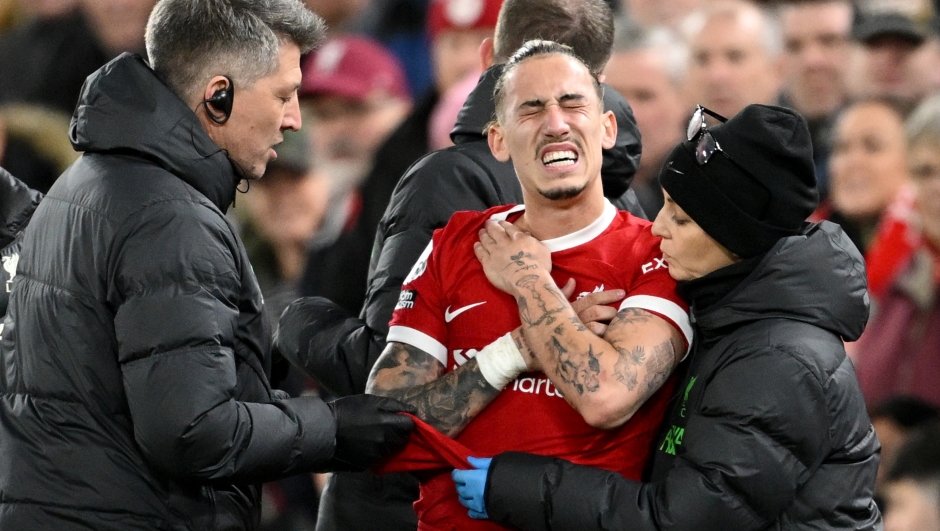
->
619 230 693 354
387 230 450 366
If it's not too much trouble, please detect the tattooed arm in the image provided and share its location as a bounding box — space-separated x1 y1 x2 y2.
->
366 342 502 437
475 220 685 430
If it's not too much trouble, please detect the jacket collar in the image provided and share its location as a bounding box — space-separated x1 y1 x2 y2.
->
691 222 870 342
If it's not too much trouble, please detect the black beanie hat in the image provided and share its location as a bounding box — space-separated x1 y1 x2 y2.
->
659 104 819 258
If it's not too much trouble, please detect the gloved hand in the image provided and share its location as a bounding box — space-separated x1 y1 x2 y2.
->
453 456 492 519
326 394 416 471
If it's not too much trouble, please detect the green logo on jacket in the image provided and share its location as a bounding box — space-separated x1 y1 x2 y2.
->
660 376 697 455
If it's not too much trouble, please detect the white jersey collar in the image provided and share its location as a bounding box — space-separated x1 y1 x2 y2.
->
489 199 617 253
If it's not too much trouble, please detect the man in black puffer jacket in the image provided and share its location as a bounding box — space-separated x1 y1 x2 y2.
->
0 2 415 530
274 1 645 529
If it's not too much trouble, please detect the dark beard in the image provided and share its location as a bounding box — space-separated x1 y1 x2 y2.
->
539 184 585 201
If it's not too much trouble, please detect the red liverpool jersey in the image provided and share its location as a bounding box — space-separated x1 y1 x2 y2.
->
386 201 691 531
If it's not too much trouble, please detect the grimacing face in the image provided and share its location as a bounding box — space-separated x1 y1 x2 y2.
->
651 191 739 281
487 53 616 207
206 43 303 180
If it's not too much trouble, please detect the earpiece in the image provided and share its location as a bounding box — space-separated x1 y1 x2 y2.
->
204 75 234 125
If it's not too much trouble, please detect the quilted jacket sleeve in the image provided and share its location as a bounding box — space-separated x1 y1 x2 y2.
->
485 347 871 531
112 200 337 483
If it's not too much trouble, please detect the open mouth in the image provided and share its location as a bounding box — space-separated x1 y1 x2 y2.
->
541 149 578 168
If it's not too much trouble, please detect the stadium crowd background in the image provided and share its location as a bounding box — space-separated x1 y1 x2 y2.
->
0 0 938 530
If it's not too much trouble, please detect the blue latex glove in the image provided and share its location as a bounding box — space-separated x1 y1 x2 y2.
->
453 456 492 519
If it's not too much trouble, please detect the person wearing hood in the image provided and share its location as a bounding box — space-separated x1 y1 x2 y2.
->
452 104 883 531
0 1 416 530
274 1 645 529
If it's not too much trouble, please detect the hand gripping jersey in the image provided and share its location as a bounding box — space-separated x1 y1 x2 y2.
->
385 200 692 531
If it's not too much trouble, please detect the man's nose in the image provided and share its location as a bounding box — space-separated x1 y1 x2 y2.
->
543 104 570 136
283 96 302 131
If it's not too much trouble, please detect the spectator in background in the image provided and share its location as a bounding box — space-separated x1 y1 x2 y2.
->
0 0 155 115
428 69 480 150
881 421 940 531
299 1 500 316
0 103 77 192
603 20 687 216
301 0 435 97
300 36 412 204
302 0 370 32
622 0 704 30
778 0 853 199
852 94 940 409
0 0 156 193
819 98 910 254
681 0 783 119
239 129 327 330
427 0 499 96
850 0 940 109
868 396 939 498
297 35 413 314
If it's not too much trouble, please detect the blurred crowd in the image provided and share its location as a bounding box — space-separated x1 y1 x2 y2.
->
1 0 940 529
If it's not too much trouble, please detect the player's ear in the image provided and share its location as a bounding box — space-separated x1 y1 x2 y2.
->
487 121 510 162
479 38 495 70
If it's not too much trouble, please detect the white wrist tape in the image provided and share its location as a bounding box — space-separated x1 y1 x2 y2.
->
476 332 527 390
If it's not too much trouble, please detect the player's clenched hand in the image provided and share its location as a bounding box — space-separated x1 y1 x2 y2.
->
562 278 625 336
474 220 552 295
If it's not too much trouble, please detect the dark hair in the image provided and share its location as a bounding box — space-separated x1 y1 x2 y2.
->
886 420 940 484
493 0 614 73
492 40 603 122
146 0 325 102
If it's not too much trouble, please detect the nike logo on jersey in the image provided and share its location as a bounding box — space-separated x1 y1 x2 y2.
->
444 302 486 322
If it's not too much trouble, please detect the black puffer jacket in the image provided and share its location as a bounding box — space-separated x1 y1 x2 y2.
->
0 54 337 531
484 221 883 531
0 167 41 317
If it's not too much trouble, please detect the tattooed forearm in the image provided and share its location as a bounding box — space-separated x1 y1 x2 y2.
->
569 317 587 332
612 345 644 390
390 360 499 436
549 336 601 395
643 339 677 392
367 343 499 437
515 276 568 327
